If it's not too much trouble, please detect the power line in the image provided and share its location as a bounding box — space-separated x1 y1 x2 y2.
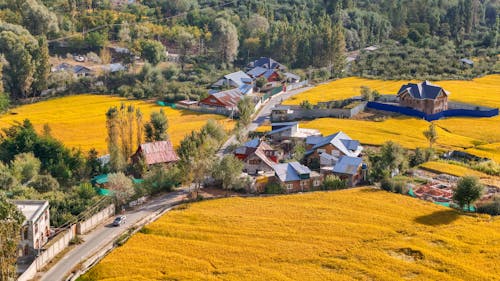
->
48 0 237 43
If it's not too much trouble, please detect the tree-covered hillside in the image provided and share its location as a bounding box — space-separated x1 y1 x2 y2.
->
0 0 498 103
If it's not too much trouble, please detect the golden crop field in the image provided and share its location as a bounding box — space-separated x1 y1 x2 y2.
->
0 95 234 154
419 161 500 187
80 188 500 281
284 74 500 107
300 117 477 150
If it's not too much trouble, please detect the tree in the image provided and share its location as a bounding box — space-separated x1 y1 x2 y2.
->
106 107 126 172
212 155 243 196
237 96 254 128
20 0 59 36
245 14 269 37
177 30 195 71
28 174 59 193
213 18 239 65
331 3 347 77
145 109 169 142
107 172 135 206
0 192 25 280
85 148 102 178
0 63 9 113
140 39 166 65
11 152 41 185
453 176 484 211
423 122 438 149
0 163 17 191
380 141 407 176
360 86 373 101
118 21 131 44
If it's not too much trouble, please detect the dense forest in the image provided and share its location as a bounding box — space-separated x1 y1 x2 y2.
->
0 0 498 103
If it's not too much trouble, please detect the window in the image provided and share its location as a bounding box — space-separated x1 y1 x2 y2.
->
317 149 326 154
313 180 321 187
23 227 28 240
210 98 216 103
286 183 294 190
300 180 307 187
332 150 340 157
34 223 38 235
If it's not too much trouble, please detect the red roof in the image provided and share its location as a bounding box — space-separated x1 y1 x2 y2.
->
200 89 242 109
135 140 179 165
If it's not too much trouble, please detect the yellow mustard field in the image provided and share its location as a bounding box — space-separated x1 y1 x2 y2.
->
419 161 500 187
0 95 234 154
80 188 500 281
284 74 500 107
300 117 477 150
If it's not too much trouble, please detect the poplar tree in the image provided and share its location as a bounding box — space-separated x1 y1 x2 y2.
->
331 3 346 77
106 107 125 172
0 193 25 280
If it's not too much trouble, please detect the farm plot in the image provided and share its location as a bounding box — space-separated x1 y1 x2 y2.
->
80 188 500 281
0 95 234 153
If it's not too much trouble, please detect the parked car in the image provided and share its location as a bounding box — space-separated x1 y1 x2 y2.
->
112 215 126 226
73 55 85 62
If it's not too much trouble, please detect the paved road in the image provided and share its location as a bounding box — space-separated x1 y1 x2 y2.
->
217 86 313 156
39 190 188 281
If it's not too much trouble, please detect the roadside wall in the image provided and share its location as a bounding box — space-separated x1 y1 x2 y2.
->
76 204 115 235
18 225 76 281
271 102 366 122
17 205 115 281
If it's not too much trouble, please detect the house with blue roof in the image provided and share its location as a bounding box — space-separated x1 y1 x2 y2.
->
397 81 449 115
272 162 322 192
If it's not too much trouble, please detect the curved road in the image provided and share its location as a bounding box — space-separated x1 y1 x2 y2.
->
39 190 187 281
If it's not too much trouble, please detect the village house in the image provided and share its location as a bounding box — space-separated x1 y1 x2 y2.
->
273 162 323 193
246 67 281 82
397 81 449 115
234 138 279 175
200 89 242 111
52 63 94 78
327 156 365 187
13 200 51 260
305 131 363 168
247 57 286 71
266 122 321 142
212 71 253 89
131 140 179 167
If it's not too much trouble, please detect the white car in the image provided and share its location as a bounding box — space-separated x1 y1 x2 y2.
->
74 55 85 62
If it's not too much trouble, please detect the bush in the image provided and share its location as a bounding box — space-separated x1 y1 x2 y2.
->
477 198 500 216
322 175 347 190
380 177 406 194
264 182 284 194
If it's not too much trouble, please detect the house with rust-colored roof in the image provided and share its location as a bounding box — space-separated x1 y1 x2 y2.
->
199 88 243 111
131 140 179 167
234 138 279 175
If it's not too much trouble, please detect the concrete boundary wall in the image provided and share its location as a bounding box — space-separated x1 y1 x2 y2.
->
271 102 367 122
76 204 115 235
17 205 115 281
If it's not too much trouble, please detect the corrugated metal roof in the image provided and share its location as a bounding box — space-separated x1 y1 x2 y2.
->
332 156 362 175
306 131 363 157
273 162 311 182
224 71 252 87
138 140 179 165
211 89 243 108
246 66 268 77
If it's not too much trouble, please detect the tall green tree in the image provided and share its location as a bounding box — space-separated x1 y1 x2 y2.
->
106 107 126 172
212 155 244 196
237 96 254 129
0 193 25 280
453 176 484 211
139 39 166 65
212 18 239 66
331 3 346 77
145 109 169 142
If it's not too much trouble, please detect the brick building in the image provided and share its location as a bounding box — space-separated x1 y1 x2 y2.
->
397 81 449 115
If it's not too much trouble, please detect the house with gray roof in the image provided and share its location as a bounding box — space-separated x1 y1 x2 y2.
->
247 57 286 71
328 156 365 187
397 81 449 114
212 71 253 89
266 122 321 142
305 131 363 169
272 162 322 193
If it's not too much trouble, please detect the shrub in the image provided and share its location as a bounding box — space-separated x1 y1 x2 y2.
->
322 175 347 190
380 177 406 194
476 197 500 216
265 182 284 194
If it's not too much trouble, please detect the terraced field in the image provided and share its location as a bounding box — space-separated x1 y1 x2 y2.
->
80 188 500 281
0 95 234 153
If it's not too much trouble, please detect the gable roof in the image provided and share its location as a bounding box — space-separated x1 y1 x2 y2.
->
249 57 285 70
53 62 73 72
460 58 474 65
103 63 126 73
205 88 243 108
137 140 179 165
273 162 311 182
333 156 362 175
397 81 449 100
224 71 252 87
246 66 268 77
306 131 363 157
263 69 277 79
73 65 93 74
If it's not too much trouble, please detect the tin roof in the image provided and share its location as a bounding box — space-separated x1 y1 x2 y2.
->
137 140 179 165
